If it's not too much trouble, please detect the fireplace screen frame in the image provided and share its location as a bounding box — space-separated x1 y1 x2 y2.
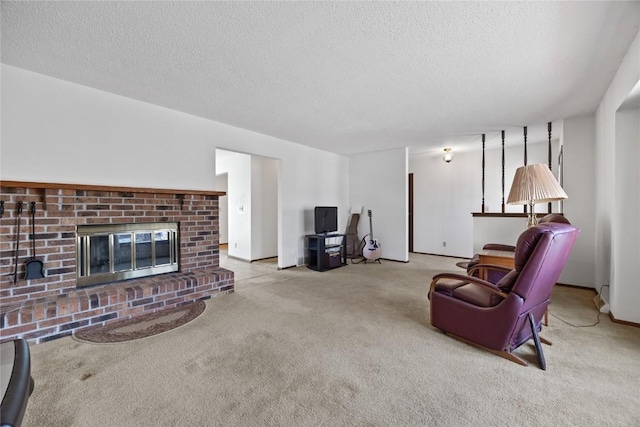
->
76 222 179 287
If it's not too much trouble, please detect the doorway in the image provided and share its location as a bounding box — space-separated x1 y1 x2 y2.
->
215 149 280 265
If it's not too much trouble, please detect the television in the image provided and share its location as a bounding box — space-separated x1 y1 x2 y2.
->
314 206 338 235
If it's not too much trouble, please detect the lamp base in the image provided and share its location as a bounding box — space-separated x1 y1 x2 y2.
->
526 203 538 228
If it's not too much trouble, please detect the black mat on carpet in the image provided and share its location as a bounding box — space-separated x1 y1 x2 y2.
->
74 301 205 343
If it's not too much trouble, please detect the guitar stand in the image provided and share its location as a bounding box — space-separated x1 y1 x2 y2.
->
350 256 382 265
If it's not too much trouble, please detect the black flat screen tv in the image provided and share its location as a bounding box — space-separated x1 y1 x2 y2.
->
314 206 338 235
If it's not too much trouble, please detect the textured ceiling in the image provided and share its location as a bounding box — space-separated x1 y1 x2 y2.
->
2 1 639 155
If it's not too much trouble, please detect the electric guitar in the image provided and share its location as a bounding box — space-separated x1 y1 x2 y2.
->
362 210 381 261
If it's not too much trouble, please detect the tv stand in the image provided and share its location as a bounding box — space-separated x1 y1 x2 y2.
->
306 233 347 272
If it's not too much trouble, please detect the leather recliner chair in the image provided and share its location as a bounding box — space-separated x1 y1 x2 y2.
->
429 222 579 369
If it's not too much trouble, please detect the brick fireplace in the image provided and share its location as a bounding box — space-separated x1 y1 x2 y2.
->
0 181 234 344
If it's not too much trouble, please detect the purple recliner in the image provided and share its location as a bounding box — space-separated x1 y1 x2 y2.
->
429 222 579 369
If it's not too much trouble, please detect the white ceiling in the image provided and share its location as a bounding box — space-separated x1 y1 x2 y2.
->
2 1 639 155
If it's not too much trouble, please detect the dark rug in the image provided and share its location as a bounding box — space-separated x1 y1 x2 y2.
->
74 301 206 344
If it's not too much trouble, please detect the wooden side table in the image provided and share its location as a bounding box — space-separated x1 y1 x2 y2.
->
477 250 515 281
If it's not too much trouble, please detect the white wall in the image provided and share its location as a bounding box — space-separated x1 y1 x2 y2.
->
349 148 409 262
216 152 252 260
410 149 477 258
595 30 640 323
614 107 640 321
289 156 350 266
251 155 278 260
1 67 217 190
561 115 596 287
410 138 557 259
215 151 278 262
214 173 228 244
472 217 524 254
0 65 349 269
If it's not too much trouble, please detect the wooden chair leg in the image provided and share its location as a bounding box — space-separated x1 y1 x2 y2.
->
528 312 546 370
446 333 528 367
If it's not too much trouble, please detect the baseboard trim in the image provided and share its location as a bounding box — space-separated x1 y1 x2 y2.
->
381 258 410 264
608 312 640 328
411 251 470 260
226 254 250 263
250 256 277 263
555 283 597 293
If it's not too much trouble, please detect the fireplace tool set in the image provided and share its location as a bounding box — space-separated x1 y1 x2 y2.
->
10 201 45 283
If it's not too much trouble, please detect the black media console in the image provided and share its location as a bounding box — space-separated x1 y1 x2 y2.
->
306 233 347 272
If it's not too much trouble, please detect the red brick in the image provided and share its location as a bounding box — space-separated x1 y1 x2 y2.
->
120 306 145 317
74 308 104 321
57 297 70 315
32 304 46 321
38 315 73 328
19 310 33 324
1 323 37 337
23 327 57 341
66 297 80 313
3 310 19 326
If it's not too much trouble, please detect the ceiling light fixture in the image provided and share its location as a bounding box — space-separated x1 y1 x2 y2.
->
443 148 453 163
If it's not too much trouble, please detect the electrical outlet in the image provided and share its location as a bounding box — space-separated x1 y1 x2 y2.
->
442 241 446 247
234 243 238 248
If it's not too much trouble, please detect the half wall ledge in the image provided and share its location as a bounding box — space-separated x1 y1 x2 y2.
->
471 212 566 255
471 213 565 218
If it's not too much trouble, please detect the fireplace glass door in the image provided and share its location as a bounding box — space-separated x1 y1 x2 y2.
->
77 223 179 287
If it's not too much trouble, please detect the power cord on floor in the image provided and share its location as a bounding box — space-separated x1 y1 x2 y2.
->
546 284 609 328
547 309 601 328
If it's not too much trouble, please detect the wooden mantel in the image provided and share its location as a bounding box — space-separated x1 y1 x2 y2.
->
0 180 226 196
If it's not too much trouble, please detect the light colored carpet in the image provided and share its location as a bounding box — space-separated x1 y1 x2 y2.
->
22 254 640 426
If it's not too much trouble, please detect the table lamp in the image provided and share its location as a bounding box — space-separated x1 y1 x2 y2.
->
507 163 568 227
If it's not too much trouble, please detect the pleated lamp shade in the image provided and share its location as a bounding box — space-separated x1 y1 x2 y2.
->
507 163 568 205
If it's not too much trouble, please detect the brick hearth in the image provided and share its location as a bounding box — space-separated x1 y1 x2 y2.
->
0 182 234 344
